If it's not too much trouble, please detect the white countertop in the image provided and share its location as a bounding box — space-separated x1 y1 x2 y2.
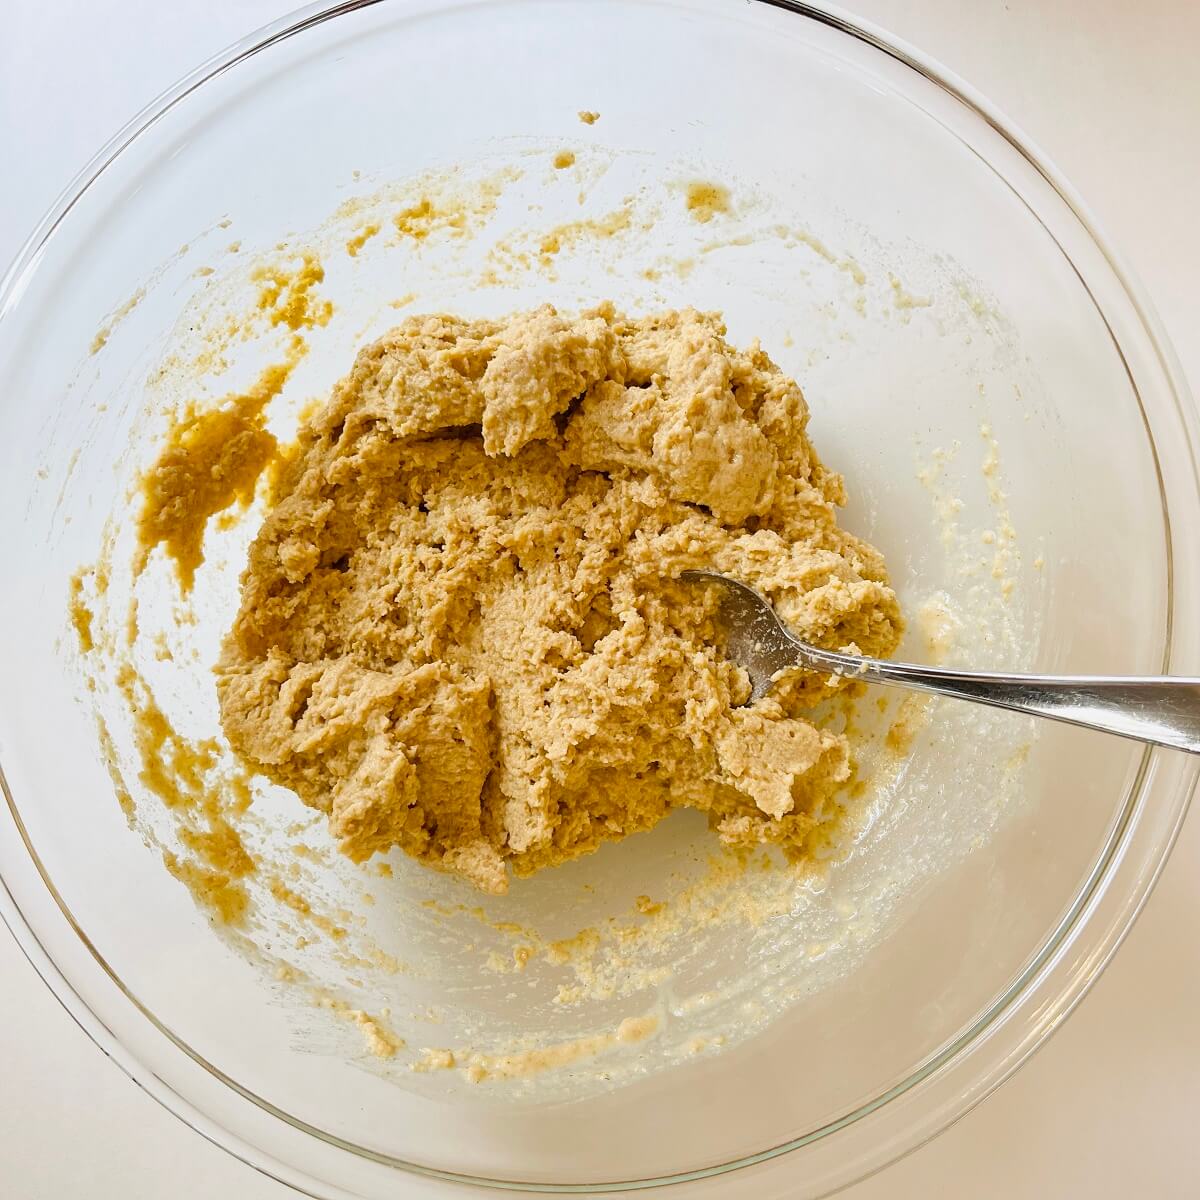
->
3 0 1199 1195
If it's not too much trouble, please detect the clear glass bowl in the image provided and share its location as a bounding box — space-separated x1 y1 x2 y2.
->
1 1 1197 1196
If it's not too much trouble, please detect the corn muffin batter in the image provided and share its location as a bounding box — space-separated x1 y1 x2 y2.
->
217 304 901 893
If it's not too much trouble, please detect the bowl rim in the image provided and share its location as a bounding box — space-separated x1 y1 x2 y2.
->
1 0 1198 1195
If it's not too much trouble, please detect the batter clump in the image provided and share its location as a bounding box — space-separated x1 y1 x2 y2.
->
217 304 901 893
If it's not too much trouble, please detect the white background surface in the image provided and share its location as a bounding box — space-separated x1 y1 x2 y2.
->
2 0 1198 1196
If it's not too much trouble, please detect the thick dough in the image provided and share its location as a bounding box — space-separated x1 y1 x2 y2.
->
217 305 901 893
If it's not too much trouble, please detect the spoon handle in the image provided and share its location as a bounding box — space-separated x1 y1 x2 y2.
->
796 645 1200 754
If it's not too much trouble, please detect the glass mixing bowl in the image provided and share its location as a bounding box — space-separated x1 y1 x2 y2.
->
1 1 1197 1196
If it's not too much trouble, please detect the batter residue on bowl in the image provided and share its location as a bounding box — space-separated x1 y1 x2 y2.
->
64 150 1034 1089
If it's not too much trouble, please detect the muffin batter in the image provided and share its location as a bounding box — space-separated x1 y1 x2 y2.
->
217 304 901 893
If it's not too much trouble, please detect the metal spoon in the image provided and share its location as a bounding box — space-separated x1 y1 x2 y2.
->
680 569 1200 754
